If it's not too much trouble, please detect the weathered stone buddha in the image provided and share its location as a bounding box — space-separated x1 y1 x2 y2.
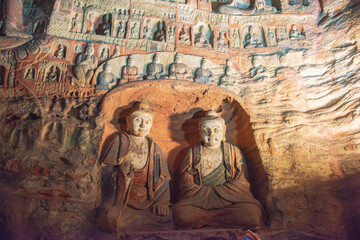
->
146 54 164 79
96 62 117 90
97 102 171 232
243 26 264 49
194 58 212 83
173 111 263 229
72 44 98 86
194 26 211 48
153 21 166 42
289 24 305 41
179 26 191 46
168 54 189 80
121 55 139 82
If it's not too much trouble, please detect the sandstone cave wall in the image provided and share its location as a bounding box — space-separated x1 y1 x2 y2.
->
0 0 359 239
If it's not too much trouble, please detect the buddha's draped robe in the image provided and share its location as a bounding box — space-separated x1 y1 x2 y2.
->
97 132 170 232
173 142 263 229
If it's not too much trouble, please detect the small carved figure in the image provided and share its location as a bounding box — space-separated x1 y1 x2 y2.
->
100 48 110 60
267 28 277 47
97 102 171 233
8 72 15 88
277 27 287 42
231 29 241 48
179 26 191 46
72 44 98 86
121 55 139 82
86 13 96 34
111 45 121 59
74 44 82 53
168 54 189 80
289 24 305 41
146 54 164 80
153 21 166 42
243 26 264 49
194 58 212 83
215 32 229 53
130 23 139 39
117 21 126 38
25 68 35 80
8 51 17 70
194 26 211 48
54 45 65 59
142 19 152 40
173 111 263 229
167 26 175 42
96 62 117 90
219 66 230 86
70 13 81 32
46 66 60 82
97 14 112 36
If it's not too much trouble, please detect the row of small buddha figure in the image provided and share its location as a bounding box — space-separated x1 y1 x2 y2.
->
97 102 264 233
96 54 214 90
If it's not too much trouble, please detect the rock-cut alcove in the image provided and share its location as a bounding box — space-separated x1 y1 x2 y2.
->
99 80 269 207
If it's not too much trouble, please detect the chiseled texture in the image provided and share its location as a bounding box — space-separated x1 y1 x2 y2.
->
0 0 359 239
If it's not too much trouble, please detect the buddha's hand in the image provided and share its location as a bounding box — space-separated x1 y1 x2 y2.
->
152 203 169 216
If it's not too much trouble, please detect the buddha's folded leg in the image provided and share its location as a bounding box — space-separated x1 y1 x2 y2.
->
210 203 262 228
173 205 210 229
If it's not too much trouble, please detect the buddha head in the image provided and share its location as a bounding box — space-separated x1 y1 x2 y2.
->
199 110 226 149
126 102 153 137
86 44 95 55
201 58 209 69
127 55 134 67
174 53 182 64
103 62 111 73
153 54 160 64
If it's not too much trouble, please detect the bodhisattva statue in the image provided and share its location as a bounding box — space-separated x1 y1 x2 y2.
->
97 102 171 232
173 111 263 229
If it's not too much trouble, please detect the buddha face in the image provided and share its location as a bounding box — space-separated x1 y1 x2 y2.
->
128 112 153 137
200 120 223 149
127 57 134 66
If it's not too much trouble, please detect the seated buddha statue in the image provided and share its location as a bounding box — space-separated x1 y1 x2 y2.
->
168 54 189 80
146 53 164 80
121 55 140 82
173 111 263 229
97 102 171 233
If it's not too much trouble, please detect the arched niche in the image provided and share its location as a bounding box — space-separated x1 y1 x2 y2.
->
99 80 269 202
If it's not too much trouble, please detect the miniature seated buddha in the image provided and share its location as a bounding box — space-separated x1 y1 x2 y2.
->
121 55 139 82
168 54 189 80
97 102 171 233
194 58 212 83
146 54 164 79
173 111 263 229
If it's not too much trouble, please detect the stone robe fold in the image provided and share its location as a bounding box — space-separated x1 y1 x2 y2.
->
173 142 263 229
97 132 171 232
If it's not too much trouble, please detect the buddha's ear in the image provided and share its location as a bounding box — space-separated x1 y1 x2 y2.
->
222 125 227 141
